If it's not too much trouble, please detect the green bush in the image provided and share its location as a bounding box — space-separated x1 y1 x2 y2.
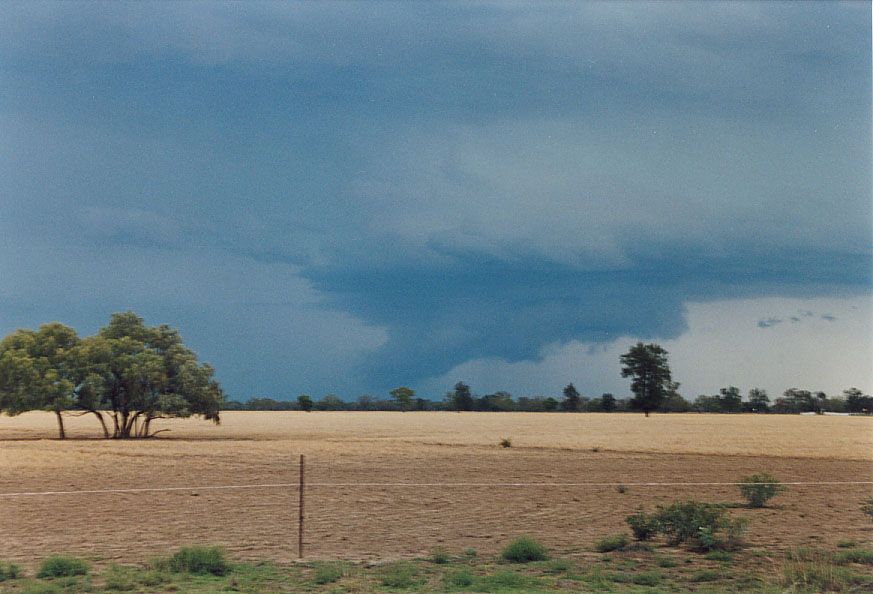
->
739 473 785 508
652 500 746 551
500 536 548 563
0 562 22 581
37 556 90 578
499 437 512 448
594 533 629 553
477 570 535 590
690 569 720 582
626 511 658 541
157 546 229 576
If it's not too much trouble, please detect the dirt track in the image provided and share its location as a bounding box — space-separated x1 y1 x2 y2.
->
1 412 871 564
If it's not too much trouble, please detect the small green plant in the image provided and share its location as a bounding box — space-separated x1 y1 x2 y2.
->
313 562 346 585
594 533 629 553
544 558 572 573
0 562 21 581
443 567 474 587
156 546 229 576
626 511 658 541
616 484 627 494
379 561 420 588
739 473 785 508
37 556 90 578
836 539 858 548
500 536 548 563
21 583 62 594
499 437 512 448
463 547 477 559
430 547 451 564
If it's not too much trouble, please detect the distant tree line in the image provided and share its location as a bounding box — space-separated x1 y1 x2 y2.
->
224 383 871 415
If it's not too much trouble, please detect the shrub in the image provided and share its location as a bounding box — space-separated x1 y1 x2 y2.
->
836 539 858 548
0 562 21 581
704 550 733 563
499 437 512 448
430 547 451 564
500 536 548 563
37 556 90 578
478 570 534 589
594 533 629 553
313 562 345 584
157 546 229 576
626 511 658 541
616 484 627 494
739 473 785 508
652 500 747 551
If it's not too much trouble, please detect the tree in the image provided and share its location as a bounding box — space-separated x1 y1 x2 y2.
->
542 396 559 412
719 387 742 413
747 388 769 413
389 386 414 412
620 343 672 417
0 323 81 439
89 312 224 438
561 383 582 412
450 381 474 412
297 394 314 412
844 388 872 414
0 312 224 439
600 393 616 412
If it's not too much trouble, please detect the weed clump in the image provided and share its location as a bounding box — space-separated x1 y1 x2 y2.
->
37 556 90 578
594 533 629 553
430 547 451 564
313 562 346 584
626 511 658 541
379 561 420 588
739 473 785 508
0 562 21 582
154 546 229 576
499 437 512 448
500 536 548 563
628 500 747 551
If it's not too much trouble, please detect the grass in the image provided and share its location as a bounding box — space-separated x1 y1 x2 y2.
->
36 556 90 578
312 561 347 585
499 537 548 563
594 533 629 553
704 549 734 563
5 542 873 593
379 561 421 588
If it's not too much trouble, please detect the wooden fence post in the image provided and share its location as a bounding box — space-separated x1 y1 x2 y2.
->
298 454 305 559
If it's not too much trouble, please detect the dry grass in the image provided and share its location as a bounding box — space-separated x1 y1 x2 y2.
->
2 411 871 459
0 412 871 565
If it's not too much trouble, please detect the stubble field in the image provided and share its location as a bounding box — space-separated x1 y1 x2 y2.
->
1 411 871 566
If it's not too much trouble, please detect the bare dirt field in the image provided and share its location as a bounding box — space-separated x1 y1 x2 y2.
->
1 411 871 565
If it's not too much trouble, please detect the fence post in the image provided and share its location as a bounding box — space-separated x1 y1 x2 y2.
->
298 454 305 559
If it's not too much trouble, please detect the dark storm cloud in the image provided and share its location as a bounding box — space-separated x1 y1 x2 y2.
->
0 2 869 397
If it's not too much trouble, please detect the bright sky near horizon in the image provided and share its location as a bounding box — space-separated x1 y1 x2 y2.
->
1 2 871 401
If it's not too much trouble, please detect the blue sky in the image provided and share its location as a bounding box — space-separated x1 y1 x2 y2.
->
1 2 871 401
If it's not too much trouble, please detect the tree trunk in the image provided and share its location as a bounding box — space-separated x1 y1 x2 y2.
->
55 411 66 439
92 411 110 438
644 410 650 418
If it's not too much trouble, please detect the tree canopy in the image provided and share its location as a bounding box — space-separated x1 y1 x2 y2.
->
0 312 224 439
620 342 672 417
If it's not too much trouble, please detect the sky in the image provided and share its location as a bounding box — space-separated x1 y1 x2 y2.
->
1 1 871 402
